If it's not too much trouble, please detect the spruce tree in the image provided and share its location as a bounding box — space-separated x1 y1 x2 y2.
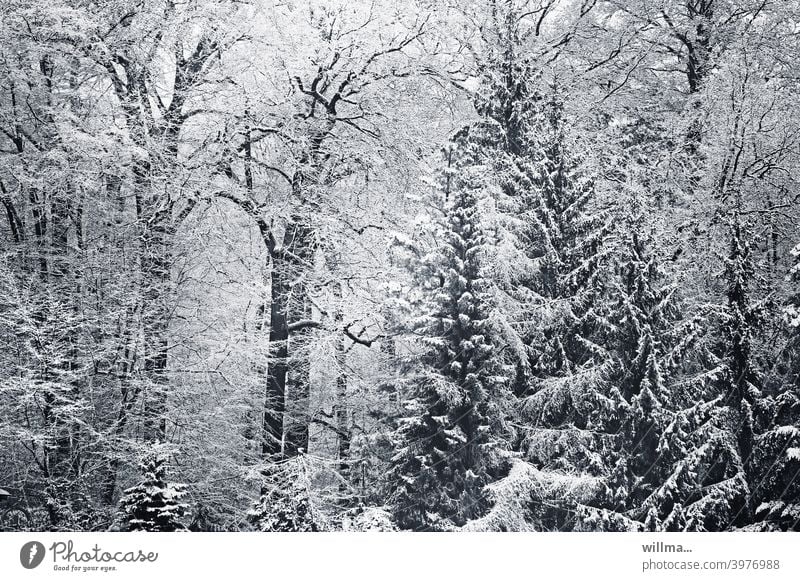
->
606 194 679 518
747 241 800 530
454 2 620 531
249 457 319 532
641 215 762 531
785 243 800 378
513 93 622 530
719 215 761 460
520 93 613 375
118 448 188 532
467 2 546 398
389 137 510 531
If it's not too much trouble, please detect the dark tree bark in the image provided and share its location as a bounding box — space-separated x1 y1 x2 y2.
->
100 28 215 444
333 283 351 479
263 252 290 459
284 220 316 457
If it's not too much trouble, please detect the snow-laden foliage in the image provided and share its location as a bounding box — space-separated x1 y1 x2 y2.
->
342 506 397 532
1 0 799 533
463 458 614 531
118 447 188 532
248 457 322 532
388 133 513 531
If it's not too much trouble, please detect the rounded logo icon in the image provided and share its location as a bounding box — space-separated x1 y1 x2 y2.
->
20 541 46 569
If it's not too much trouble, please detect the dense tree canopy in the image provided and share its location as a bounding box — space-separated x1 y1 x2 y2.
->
1 0 799 532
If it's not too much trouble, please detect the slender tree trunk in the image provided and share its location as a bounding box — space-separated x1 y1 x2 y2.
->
141 224 171 442
101 174 137 503
335 369 350 473
333 283 350 479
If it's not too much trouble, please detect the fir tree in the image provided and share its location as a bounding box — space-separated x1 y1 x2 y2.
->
389 138 510 531
784 243 800 384
524 93 614 375
457 2 620 531
605 189 706 523
512 94 621 530
748 411 800 530
118 447 188 532
747 242 800 530
640 215 764 531
724 215 764 453
467 2 546 397
249 457 319 532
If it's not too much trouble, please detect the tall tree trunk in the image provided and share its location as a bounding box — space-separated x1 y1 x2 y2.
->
263 253 289 459
140 217 171 442
285 290 313 457
263 218 316 459
332 283 350 479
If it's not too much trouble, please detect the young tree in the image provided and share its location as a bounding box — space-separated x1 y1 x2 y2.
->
747 242 800 530
118 447 188 532
248 457 320 532
605 190 690 521
641 215 764 531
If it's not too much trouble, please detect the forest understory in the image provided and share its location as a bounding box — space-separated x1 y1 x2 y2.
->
1 0 800 532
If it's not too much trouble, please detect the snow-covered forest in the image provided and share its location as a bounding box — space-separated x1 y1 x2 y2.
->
1 0 799 533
